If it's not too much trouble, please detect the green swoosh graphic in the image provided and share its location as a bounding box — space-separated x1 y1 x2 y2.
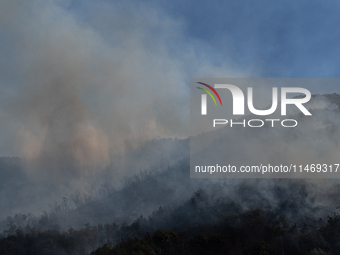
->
197 87 217 105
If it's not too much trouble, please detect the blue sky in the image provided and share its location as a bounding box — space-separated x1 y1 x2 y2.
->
66 0 340 78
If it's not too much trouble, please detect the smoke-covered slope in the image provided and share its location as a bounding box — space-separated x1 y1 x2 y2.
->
2 94 340 230
1 94 340 254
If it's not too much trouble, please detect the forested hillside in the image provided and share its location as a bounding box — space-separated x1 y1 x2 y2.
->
1 94 340 254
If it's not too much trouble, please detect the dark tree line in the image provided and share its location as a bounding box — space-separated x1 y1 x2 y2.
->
1 208 340 255
1 186 340 255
